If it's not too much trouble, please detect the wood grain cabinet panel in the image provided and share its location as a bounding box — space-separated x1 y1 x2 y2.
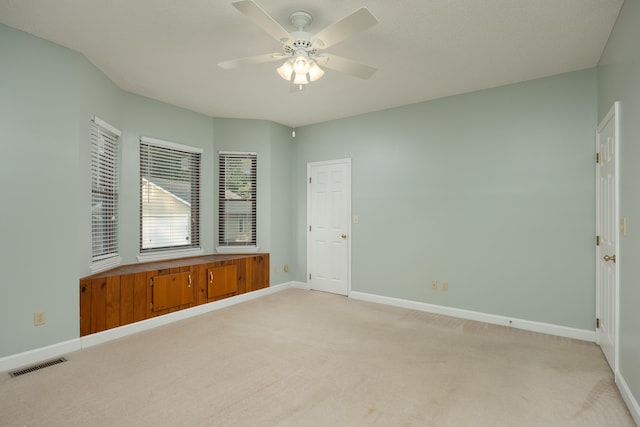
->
80 253 269 336
207 264 238 299
250 255 269 291
152 271 194 311
79 279 92 336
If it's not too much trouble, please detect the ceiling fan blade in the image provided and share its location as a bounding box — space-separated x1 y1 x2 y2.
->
232 0 291 42
320 54 377 80
218 53 285 70
312 8 378 49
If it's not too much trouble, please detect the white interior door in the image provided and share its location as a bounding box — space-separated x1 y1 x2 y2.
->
307 159 351 296
596 102 619 374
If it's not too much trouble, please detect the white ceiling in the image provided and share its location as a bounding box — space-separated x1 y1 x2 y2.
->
0 0 623 128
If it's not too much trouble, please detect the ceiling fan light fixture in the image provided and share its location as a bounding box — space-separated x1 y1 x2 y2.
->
293 72 309 85
308 61 325 82
277 60 294 81
293 55 310 74
221 3 379 91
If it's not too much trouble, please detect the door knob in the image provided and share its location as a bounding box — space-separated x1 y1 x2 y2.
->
341 234 347 239
603 254 616 263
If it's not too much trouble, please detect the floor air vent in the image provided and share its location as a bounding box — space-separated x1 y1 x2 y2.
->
9 357 67 378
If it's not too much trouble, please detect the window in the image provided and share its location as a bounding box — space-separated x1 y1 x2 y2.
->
140 137 201 255
90 116 121 267
218 152 257 248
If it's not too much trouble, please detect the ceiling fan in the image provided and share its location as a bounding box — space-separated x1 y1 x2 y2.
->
218 0 379 89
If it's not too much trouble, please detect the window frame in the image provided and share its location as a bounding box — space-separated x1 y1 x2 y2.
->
90 116 122 272
217 151 258 253
138 136 203 261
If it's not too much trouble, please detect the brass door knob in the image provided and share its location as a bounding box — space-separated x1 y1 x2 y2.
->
603 254 616 263
341 234 347 239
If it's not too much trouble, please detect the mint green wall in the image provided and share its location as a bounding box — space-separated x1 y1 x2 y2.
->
77 53 123 274
269 122 294 284
211 118 294 285
598 0 640 410
213 119 272 253
292 69 597 330
119 93 215 260
0 19 619 390
0 24 292 358
1 24 86 356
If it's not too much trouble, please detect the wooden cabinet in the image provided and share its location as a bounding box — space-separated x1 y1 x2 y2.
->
80 253 269 336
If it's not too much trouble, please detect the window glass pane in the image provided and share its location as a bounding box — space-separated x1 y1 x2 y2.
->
219 153 257 246
140 140 201 253
91 119 120 262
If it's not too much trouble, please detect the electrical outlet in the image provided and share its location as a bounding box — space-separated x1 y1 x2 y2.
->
432 280 438 290
273 266 278 274
442 281 448 292
34 311 46 326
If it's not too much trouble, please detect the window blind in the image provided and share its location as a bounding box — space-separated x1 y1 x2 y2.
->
218 152 257 246
140 137 201 253
91 116 121 262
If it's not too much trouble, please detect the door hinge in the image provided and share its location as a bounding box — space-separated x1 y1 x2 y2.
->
596 152 600 164
596 318 600 329
150 302 154 310
309 177 312 184
309 225 312 232
150 278 154 286
596 235 600 246
309 273 311 280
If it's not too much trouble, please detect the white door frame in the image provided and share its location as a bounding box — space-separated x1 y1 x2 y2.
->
306 158 352 296
595 101 620 375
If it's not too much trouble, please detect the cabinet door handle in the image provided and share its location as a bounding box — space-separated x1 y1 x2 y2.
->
188 274 192 287
209 271 213 282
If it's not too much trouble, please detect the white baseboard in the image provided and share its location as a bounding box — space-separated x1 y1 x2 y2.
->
349 291 596 342
290 281 309 290
0 339 81 373
0 282 294 373
617 372 640 426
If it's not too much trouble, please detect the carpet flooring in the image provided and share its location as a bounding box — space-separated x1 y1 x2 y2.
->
0 288 634 426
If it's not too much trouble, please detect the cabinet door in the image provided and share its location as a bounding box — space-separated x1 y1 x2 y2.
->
207 264 238 299
152 271 194 311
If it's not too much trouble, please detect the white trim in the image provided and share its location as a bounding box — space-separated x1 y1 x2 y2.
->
350 291 596 342
0 283 296 373
219 150 257 156
140 136 203 154
216 246 260 254
617 372 640 426
290 281 309 290
137 247 203 263
0 339 81 373
90 255 122 274
91 115 121 137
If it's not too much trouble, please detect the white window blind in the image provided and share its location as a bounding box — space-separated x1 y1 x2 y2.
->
140 137 202 253
91 116 121 263
218 152 257 247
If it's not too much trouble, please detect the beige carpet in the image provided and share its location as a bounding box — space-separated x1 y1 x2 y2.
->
0 289 634 426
